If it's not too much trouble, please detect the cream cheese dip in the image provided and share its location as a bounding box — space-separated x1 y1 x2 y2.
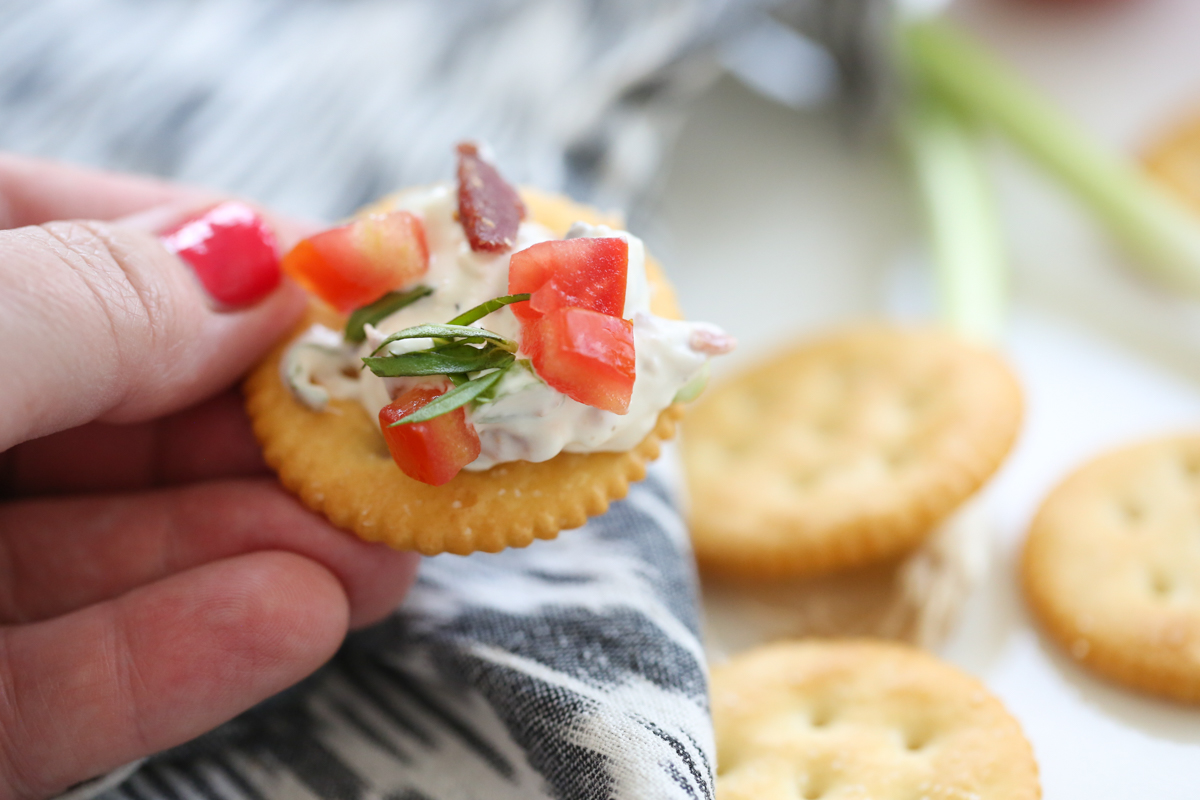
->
281 182 733 471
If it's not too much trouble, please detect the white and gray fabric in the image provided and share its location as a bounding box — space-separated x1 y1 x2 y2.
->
0 0 765 222
0 0 860 222
0 1 858 797
99 466 712 800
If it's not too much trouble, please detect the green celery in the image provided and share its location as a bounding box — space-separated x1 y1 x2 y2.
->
901 93 1006 339
905 19 1200 295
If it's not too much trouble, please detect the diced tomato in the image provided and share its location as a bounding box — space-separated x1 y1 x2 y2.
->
529 307 635 414
282 211 428 312
508 237 628 322
378 383 481 486
456 142 525 253
517 311 544 363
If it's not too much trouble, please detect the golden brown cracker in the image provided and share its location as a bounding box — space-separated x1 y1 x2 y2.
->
684 326 1022 579
712 640 1040 800
1022 436 1200 703
245 191 682 555
1144 112 1200 216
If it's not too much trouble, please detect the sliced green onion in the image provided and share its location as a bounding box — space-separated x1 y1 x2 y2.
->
672 363 710 404
370 324 514 356
446 293 532 326
387 368 510 426
900 93 1006 339
905 19 1200 295
344 285 433 343
363 344 515 377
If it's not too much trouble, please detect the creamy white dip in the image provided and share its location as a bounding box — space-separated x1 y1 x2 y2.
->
281 182 732 470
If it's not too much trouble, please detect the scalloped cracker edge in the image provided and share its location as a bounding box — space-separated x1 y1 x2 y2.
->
684 326 1022 579
712 640 1040 800
1023 435 1200 704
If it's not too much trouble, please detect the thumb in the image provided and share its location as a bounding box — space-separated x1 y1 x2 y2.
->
0 202 310 451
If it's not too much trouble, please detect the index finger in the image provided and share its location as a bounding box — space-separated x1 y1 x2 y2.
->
0 153 209 229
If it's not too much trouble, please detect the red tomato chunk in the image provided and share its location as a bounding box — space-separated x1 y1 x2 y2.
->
508 237 628 321
378 383 481 486
530 307 635 415
283 211 428 312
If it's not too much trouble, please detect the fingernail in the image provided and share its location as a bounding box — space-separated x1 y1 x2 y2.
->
159 201 281 308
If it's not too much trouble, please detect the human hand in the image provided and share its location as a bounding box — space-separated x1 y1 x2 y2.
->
0 154 420 798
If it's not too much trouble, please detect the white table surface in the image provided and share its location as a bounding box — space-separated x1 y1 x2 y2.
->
651 0 1200 796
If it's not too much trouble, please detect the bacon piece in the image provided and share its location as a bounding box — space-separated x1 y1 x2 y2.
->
456 142 525 253
688 326 737 356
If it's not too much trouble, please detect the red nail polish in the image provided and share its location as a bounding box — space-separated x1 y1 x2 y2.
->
160 201 281 308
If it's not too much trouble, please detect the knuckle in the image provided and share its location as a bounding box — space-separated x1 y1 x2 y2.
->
35 221 186 402
39 221 170 348
108 607 152 755
0 632 47 800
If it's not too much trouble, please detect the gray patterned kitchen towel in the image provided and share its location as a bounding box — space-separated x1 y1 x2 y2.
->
0 0 773 222
96 465 713 800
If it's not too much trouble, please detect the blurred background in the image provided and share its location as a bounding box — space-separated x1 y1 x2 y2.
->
4 0 1200 795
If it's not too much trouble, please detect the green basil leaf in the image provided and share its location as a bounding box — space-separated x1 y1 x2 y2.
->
386 368 510 427
446 293 531 326
363 345 514 377
371 324 513 356
344 285 434 343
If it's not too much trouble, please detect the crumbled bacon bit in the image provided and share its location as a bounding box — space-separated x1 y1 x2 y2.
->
689 327 737 356
456 142 525 253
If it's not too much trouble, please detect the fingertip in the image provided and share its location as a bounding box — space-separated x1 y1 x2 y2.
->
192 551 350 676
193 482 420 629
229 485 420 629
346 547 421 629
0 552 352 797
119 551 351 716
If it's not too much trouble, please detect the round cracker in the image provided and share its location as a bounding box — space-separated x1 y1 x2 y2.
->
712 640 1040 800
684 326 1022 579
245 190 682 555
1023 436 1200 703
1144 111 1200 216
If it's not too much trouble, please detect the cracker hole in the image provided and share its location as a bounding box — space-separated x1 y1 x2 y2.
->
1182 454 1200 478
903 723 935 752
904 390 931 412
809 704 835 728
799 764 832 800
1120 500 1145 525
1151 572 1174 598
723 442 751 460
815 417 844 437
885 449 914 470
793 471 823 490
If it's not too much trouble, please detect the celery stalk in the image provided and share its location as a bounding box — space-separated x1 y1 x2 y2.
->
905 20 1200 295
901 94 1006 340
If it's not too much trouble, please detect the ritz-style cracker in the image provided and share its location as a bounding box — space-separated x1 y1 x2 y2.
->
684 326 1022 579
1144 111 1200 216
1023 436 1200 703
712 640 1040 800
245 190 684 555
